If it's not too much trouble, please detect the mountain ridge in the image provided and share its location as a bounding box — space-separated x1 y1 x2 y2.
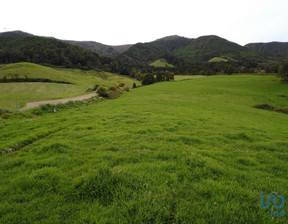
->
63 40 133 58
1 30 287 68
117 35 267 66
245 42 288 61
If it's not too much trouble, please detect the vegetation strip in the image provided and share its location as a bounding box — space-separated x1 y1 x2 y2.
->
0 78 73 84
253 104 288 114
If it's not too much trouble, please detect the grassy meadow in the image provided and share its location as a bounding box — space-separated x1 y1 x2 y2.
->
0 63 140 110
149 59 175 68
0 74 288 223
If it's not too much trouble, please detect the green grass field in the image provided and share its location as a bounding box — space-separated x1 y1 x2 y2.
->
0 74 288 223
149 59 175 68
0 63 140 110
208 57 229 63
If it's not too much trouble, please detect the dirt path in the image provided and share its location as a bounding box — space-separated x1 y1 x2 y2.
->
19 93 97 111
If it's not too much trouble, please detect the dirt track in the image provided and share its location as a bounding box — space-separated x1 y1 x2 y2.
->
19 93 97 111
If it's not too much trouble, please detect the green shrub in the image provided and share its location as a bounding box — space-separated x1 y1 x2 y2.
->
279 60 288 82
109 86 117 91
156 74 165 82
0 108 9 115
96 85 108 97
119 83 125 87
142 74 156 85
123 85 129 92
108 89 122 99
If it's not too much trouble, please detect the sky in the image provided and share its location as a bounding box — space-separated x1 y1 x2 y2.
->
1 0 288 46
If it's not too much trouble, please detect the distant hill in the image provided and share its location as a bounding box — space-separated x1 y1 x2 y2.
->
63 40 132 58
117 35 192 67
0 31 112 69
173 35 265 63
0 30 33 37
1 30 284 72
118 35 266 67
245 42 288 61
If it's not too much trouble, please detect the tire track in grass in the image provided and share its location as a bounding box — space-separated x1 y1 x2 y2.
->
1 127 64 155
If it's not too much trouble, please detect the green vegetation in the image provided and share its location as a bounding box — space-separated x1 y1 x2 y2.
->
245 42 288 61
142 73 156 85
253 103 288 114
0 74 288 223
209 57 229 63
173 36 264 63
0 32 112 70
119 35 265 67
141 71 174 85
0 62 140 110
64 40 132 58
149 59 175 68
279 60 288 82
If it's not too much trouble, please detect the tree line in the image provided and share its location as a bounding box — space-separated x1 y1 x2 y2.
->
0 36 113 70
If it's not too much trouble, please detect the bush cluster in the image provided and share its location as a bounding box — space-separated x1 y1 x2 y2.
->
96 84 130 99
141 71 174 85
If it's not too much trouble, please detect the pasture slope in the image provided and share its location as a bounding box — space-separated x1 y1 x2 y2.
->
0 62 140 110
0 74 288 223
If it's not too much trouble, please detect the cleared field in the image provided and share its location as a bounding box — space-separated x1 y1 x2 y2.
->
209 57 229 63
0 74 288 223
0 63 140 110
149 59 175 68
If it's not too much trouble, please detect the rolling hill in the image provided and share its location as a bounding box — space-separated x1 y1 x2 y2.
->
63 40 132 58
118 35 266 67
1 74 288 223
0 62 140 110
0 31 111 69
117 35 192 67
1 30 285 71
173 35 265 63
245 42 288 61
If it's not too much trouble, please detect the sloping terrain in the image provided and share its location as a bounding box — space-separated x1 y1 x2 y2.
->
64 40 132 58
0 62 140 109
117 35 192 66
0 75 288 223
173 35 265 63
0 31 109 69
118 35 266 66
245 42 288 60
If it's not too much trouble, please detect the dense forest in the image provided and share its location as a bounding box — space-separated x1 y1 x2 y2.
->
0 34 113 70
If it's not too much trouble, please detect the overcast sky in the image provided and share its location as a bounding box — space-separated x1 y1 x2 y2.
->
1 0 288 46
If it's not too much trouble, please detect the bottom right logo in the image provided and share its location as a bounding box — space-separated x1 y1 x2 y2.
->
260 192 285 217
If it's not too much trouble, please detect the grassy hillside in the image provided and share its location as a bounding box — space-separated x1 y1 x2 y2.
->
209 57 229 63
1 74 288 223
149 59 175 68
0 62 140 110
